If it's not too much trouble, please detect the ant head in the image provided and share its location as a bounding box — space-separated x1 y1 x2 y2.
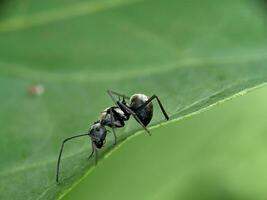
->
89 122 107 148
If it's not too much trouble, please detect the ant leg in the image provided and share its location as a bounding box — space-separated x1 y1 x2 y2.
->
94 145 98 165
137 95 169 120
56 133 89 183
110 109 117 145
88 140 95 159
88 140 98 165
107 90 130 104
108 90 130 99
118 102 151 136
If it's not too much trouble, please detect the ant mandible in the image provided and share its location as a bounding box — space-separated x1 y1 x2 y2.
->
56 90 169 183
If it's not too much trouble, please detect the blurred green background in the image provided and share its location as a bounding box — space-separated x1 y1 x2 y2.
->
1 0 267 199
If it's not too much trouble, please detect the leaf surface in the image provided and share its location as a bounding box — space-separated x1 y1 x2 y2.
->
0 0 267 199
64 84 267 200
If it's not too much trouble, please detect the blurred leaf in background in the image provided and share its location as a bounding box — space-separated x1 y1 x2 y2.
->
0 0 7 14
0 0 267 199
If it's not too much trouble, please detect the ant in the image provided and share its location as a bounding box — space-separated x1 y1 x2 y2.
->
56 90 169 183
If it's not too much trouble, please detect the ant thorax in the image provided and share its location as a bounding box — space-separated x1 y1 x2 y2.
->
99 107 128 128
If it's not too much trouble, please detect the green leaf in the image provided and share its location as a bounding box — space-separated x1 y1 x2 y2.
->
0 0 267 199
63 82 267 200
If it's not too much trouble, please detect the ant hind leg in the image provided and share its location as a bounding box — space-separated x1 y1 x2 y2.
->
107 90 130 104
117 102 151 135
137 95 169 120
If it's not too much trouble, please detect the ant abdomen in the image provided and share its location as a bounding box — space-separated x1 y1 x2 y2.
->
129 94 153 126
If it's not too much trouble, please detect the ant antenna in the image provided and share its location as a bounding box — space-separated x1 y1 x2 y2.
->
56 133 89 183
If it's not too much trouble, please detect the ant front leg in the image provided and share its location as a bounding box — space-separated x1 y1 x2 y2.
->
88 139 98 165
88 140 95 159
137 95 169 120
94 145 98 165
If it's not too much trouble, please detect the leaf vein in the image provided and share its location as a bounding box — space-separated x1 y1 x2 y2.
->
0 0 144 32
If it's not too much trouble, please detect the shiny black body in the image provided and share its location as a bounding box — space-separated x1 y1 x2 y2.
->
56 90 169 183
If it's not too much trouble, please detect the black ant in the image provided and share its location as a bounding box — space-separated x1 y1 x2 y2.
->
56 90 169 183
